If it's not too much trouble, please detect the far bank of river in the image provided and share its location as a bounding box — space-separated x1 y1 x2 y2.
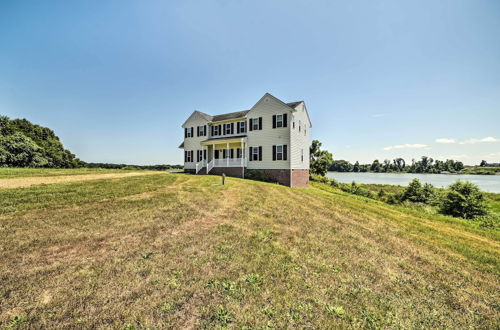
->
326 172 500 193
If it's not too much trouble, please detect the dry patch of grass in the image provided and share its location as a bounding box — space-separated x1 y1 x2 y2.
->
0 171 498 328
0 171 160 189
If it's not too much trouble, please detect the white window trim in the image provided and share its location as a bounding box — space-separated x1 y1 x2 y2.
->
252 146 259 161
213 125 219 136
252 118 259 130
276 114 283 128
186 128 192 138
239 121 245 133
186 151 192 162
225 123 231 135
275 145 283 161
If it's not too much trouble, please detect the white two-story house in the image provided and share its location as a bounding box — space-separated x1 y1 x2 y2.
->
179 93 311 187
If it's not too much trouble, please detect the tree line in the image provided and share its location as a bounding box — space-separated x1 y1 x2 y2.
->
0 116 180 170
329 157 465 173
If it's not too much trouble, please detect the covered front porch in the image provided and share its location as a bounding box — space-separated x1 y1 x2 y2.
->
196 137 248 174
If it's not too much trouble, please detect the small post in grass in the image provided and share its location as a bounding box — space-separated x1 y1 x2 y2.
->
222 173 226 185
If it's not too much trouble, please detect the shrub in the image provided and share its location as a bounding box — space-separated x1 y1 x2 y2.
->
244 170 274 183
401 179 436 204
440 181 488 219
346 182 374 199
310 173 330 183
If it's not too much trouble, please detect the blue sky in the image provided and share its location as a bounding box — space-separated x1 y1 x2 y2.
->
1 0 499 165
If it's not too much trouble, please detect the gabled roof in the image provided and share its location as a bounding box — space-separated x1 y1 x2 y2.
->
178 141 184 148
212 110 250 122
182 93 311 128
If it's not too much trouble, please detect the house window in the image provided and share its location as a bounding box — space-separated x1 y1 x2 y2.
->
239 121 246 133
214 150 220 159
276 114 283 128
252 118 259 130
186 127 193 138
225 123 231 135
186 150 192 162
213 125 219 136
252 147 259 161
276 145 283 160
237 148 243 158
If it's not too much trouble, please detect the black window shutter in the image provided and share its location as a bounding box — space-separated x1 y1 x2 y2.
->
211 125 214 136
204 149 207 159
203 125 206 136
230 149 234 158
249 119 253 131
283 114 288 127
284 145 287 160
272 115 276 129
184 128 187 138
249 147 252 161
272 145 276 161
191 150 193 161
259 117 262 130
191 127 194 137
231 123 234 134
184 151 186 162
222 124 226 135
258 146 262 160
218 125 222 135
237 123 240 134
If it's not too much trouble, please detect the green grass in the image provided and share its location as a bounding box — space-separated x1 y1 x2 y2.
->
0 170 499 328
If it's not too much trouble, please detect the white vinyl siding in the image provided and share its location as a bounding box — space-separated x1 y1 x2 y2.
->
246 95 291 170
290 102 311 170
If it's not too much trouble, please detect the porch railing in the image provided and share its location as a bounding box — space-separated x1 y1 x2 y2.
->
195 160 206 174
207 159 214 174
213 158 246 168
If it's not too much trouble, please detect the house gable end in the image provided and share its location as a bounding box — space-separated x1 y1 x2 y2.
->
182 111 212 128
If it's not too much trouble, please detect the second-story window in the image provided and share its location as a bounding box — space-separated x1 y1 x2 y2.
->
276 114 283 128
213 125 219 136
185 127 193 138
225 123 232 135
237 121 246 134
250 118 262 131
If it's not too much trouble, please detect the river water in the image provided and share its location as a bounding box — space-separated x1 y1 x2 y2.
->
326 172 500 193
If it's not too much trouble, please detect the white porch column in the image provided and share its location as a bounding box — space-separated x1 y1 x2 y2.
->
226 143 229 167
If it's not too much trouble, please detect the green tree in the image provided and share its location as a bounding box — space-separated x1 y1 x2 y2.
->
370 159 381 172
353 161 360 172
310 140 333 177
440 181 488 219
480 160 487 167
401 178 436 204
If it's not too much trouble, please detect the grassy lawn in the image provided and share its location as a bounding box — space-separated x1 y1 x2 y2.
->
0 170 499 328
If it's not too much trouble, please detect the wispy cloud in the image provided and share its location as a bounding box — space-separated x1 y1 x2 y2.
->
435 138 457 144
460 136 499 144
383 144 428 151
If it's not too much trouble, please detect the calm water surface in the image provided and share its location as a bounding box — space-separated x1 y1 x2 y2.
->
326 172 500 193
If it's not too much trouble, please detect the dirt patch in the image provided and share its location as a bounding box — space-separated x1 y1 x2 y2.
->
0 172 161 189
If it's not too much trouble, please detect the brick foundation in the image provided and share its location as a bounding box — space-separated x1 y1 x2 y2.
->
291 169 309 187
209 167 244 178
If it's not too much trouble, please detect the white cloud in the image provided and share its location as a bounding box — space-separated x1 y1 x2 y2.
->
460 136 499 144
435 138 457 144
383 144 428 151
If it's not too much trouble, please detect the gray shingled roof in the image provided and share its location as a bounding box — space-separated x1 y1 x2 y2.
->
286 101 303 108
211 110 250 122
178 141 184 148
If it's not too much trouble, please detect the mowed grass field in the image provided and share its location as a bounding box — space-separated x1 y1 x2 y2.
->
0 169 499 328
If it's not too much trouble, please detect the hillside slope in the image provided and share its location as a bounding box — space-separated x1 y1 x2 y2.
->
0 170 498 328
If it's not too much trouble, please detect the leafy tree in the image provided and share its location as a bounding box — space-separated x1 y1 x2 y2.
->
440 181 488 219
310 140 333 177
393 158 405 171
353 161 360 172
400 178 436 203
330 160 353 172
480 160 487 167
370 159 381 172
